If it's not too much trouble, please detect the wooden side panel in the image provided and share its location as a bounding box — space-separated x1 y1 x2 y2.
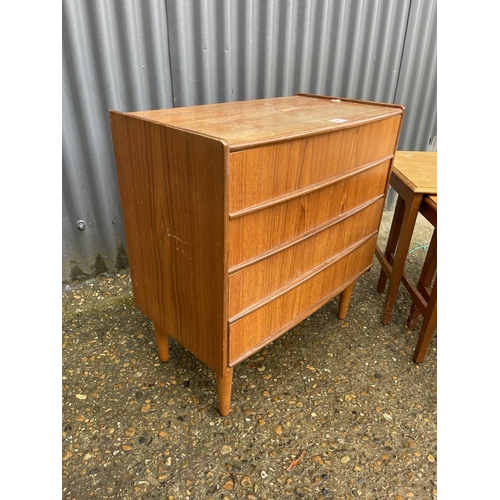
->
228 161 390 268
228 199 384 319
229 116 401 213
228 236 377 365
109 112 228 376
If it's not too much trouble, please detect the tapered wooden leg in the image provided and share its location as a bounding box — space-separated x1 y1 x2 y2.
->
377 196 405 293
217 368 233 417
338 282 355 320
154 324 169 362
380 195 422 325
413 278 437 363
408 230 437 328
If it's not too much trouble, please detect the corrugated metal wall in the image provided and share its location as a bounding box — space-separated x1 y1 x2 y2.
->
62 0 437 283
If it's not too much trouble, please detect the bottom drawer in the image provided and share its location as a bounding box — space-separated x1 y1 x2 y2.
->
228 235 377 365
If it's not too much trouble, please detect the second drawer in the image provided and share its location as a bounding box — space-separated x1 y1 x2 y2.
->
228 159 390 268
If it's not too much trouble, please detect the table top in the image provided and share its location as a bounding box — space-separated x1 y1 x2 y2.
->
126 94 403 150
392 151 437 194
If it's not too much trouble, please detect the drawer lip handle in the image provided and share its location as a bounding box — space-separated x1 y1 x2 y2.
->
228 231 378 325
228 155 393 220
227 265 371 367
228 194 384 275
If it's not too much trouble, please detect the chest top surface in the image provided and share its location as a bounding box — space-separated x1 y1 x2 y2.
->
127 94 403 150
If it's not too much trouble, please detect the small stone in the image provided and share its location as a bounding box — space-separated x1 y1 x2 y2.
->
340 456 350 464
159 431 167 437
427 454 435 462
395 496 403 500
125 427 136 437
312 455 324 464
141 404 151 412
344 394 353 402
222 478 234 490
257 366 265 372
274 425 283 435
258 419 266 426
75 394 87 400
62 451 72 461
122 445 132 451
241 476 253 488
220 445 232 455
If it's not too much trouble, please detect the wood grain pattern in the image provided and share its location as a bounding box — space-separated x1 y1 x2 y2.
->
109 112 229 376
228 116 400 213
228 160 391 268
228 199 384 318
129 95 403 150
109 93 404 415
393 151 437 194
228 236 378 365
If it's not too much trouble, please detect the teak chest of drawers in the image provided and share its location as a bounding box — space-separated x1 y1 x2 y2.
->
109 93 404 415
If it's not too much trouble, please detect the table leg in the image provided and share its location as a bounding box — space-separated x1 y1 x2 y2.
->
338 282 355 320
380 194 422 325
377 196 405 294
413 278 437 363
408 229 437 328
217 368 234 417
154 324 170 362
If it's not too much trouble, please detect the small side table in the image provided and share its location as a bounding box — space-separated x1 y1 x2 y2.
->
375 151 437 325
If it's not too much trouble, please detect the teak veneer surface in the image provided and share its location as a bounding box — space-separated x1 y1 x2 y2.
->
129 94 402 150
109 113 229 376
392 151 437 194
109 93 404 415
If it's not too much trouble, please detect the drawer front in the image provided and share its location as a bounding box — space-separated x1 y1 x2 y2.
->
228 235 377 365
228 198 384 319
229 115 400 214
228 160 389 269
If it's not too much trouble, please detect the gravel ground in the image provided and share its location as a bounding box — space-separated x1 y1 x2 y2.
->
62 209 437 499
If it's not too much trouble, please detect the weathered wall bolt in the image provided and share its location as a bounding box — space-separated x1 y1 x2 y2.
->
76 220 87 230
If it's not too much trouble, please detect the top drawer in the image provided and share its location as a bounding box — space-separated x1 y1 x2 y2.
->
228 115 401 214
